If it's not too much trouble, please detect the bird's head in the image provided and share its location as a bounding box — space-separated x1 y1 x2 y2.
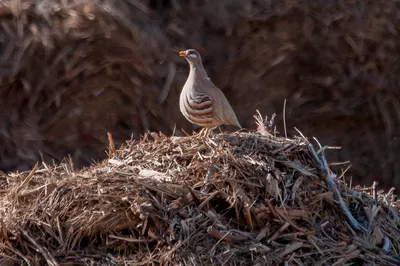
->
179 49 202 64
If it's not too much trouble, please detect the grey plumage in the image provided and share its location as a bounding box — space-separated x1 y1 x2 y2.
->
179 49 241 129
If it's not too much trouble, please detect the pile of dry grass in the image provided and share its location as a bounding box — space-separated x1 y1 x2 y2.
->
0 113 399 265
0 0 400 193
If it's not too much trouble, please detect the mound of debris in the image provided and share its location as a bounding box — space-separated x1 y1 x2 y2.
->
0 113 398 265
1 0 400 190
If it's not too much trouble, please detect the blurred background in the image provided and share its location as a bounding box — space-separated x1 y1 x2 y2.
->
0 0 399 189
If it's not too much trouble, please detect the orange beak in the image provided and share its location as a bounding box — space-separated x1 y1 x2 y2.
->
179 51 186 57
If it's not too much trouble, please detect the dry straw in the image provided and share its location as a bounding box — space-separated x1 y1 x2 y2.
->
1 0 400 191
0 112 399 265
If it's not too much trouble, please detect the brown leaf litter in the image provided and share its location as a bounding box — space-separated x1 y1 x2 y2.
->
0 113 399 265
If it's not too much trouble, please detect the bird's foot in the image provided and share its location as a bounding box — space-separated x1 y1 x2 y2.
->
193 127 218 139
194 127 206 138
203 127 210 138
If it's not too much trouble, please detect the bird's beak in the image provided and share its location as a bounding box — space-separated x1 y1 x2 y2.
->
179 51 186 57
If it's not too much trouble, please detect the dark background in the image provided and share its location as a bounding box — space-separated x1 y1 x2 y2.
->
0 0 399 189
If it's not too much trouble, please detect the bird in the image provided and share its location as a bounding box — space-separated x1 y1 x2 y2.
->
178 49 241 137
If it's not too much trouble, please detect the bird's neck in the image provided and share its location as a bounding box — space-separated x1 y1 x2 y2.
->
189 62 208 80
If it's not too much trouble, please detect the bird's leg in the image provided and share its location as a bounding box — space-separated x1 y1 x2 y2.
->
194 127 216 138
198 127 210 138
194 127 206 138
205 126 218 137
203 127 210 137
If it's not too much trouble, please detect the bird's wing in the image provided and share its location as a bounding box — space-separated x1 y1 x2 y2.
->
202 81 242 128
186 84 214 116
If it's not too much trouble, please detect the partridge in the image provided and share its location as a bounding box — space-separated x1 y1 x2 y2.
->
179 49 241 136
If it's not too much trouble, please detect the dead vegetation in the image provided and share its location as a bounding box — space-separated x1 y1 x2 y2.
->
0 0 399 190
0 113 398 265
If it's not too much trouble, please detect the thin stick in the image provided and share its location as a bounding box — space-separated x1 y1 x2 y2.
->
158 62 176 104
294 128 362 231
14 163 38 196
107 132 116 154
283 99 288 139
172 123 177 136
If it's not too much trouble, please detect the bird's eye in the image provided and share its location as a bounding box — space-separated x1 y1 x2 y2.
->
188 53 198 58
